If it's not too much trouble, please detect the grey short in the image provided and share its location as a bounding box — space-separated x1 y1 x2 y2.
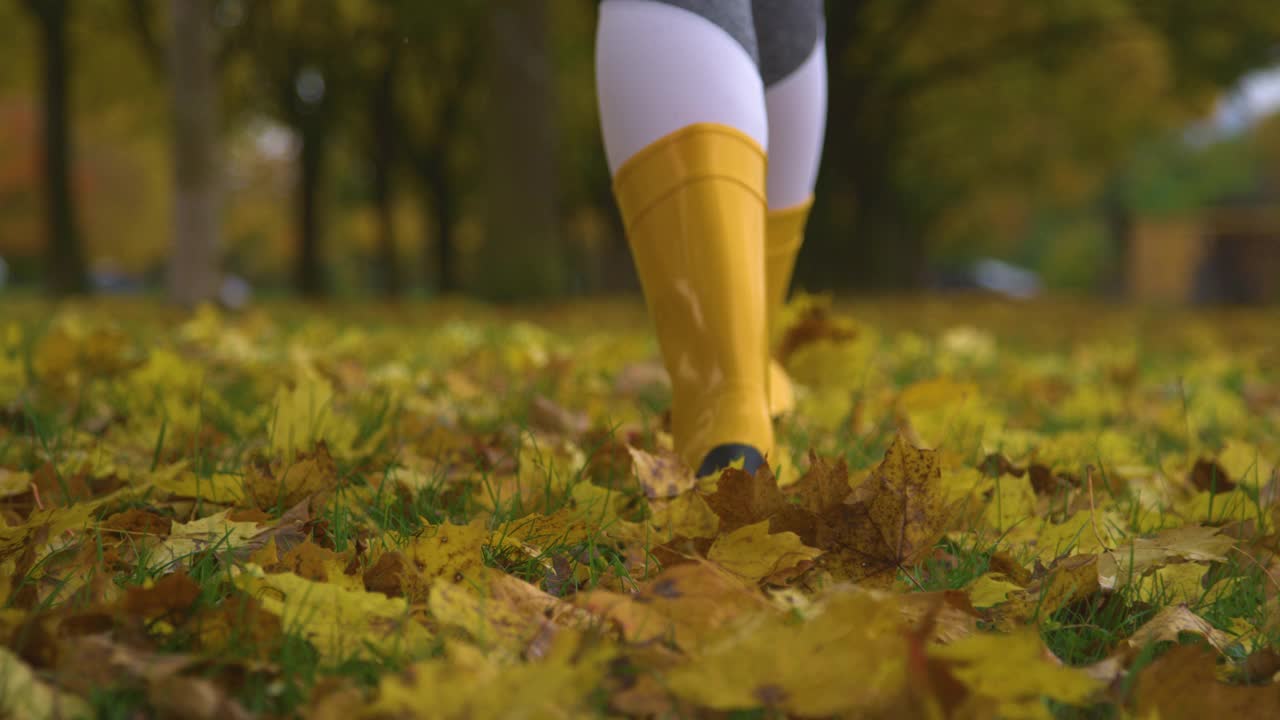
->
617 0 825 87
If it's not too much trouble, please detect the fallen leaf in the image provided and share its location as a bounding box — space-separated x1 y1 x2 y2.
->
645 492 720 541
1125 604 1232 655
994 554 1100 629
1097 525 1235 589
665 587 908 716
234 565 433 662
575 562 767 652
0 646 91 720
245 442 340 510
148 510 264 572
927 630 1103 719
966 572 1026 609
815 433 949 585
400 520 491 602
782 450 853 511
703 466 788 534
707 520 822 585
627 445 696 499
124 571 201 615
1135 644 1280 717
368 630 612 719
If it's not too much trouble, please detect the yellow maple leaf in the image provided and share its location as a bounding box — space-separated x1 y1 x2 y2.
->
245 442 340 510
234 565 433 662
665 587 909 716
1097 525 1234 589
707 520 822 585
368 630 610 719
149 510 263 572
928 630 1102 719
966 572 1026 608
400 520 492 602
152 466 246 505
816 433 949 584
270 374 361 459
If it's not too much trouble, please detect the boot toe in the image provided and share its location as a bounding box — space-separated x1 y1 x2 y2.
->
697 443 767 478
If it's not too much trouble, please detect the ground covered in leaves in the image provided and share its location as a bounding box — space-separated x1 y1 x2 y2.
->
2 295 1280 719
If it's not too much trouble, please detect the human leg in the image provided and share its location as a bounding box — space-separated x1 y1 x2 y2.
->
753 0 827 416
596 0 773 476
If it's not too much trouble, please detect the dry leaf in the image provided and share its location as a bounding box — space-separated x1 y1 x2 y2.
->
1135 644 1280 717
707 520 823 585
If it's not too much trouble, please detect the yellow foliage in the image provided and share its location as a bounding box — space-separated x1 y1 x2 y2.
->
707 520 823 584
235 565 433 663
665 588 910 716
5 299 1279 717
0 647 91 720
928 630 1102 719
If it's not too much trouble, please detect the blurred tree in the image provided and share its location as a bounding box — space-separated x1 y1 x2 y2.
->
804 0 1280 292
167 0 222 306
19 0 87 295
477 0 566 300
126 0 226 306
362 14 402 298
391 0 487 296
234 0 359 297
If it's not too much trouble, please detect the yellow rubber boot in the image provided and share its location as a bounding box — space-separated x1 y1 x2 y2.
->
612 123 774 477
764 197 813 417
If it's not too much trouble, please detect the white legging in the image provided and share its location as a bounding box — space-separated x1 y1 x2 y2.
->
595 0 827 210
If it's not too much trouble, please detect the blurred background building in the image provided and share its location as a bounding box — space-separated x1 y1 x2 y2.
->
1 0 1279 304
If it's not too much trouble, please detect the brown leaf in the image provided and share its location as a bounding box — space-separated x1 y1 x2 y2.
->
987 551 1033 586
981 453 1026 478
776 300 858 365
1029 464 1072 495
363 551 408 597
272 539 351 583
783 450 852 514
102 508 172 537
993 555 1100 629
245 442 339 510
582 431 636 489
124 572 201 616
1135 644 1280 717
575 562 768 653
192 594 283 658
1238 647 1280 684
703 466 788 535
894 589 983 644
814 434 948 584
149 674 252 720
1125 604 1231 655
1190 458 1237 494
241 498 311 557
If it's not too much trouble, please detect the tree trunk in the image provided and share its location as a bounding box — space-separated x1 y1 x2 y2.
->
371 51 401 298
33 0 88 296
168 0 222 307
479 0 563 301
420 163 456 295
296 121 327 297
1100 176 1132 298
